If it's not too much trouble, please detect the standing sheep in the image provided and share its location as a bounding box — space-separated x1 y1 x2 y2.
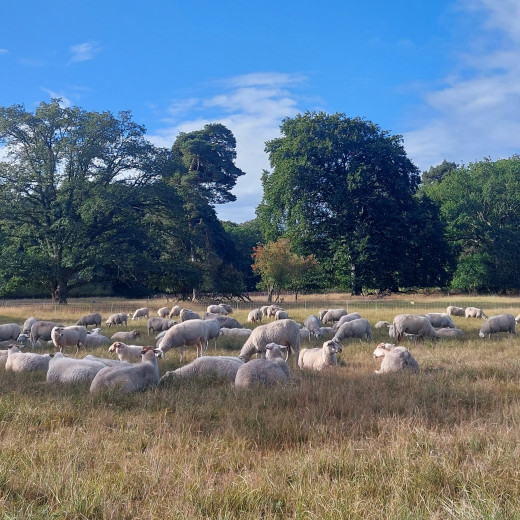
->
247 309 263 324
424 313 456 329
220 304 234 314
203 319 221 349
333 313 362 332
207 304 228 315
157 319 209 360
51 326 88 352
275 310 289 320
105 313 128 327
219 328 252 338
321 309 347 325
168 305 181 318
447 306 466 317
157 307 170 318
479 314 516 338
373 343 419 374
180 309 201 322
76 313 102 328
465 307 488 319
333 318 373 342
298 339 342 371
131 307 149 321
0 323 22 342
30 321 63 345
235 343 290 388
392 314 438 342
215 316 244 329
303 315 323 339
147 317 175 334
22 317 38 334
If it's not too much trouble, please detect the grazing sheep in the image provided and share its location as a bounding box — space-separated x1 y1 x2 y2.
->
207 304 228 315
298 339 342 371
168 305 181 318
247 309 263 324
108 342 146 363
75 313 102 328
436 327 464 338
5 345 53 373
159 356 243 386
333 318 373 342
131 307 149 321
51 326 88 353
238 319 300 366
215 316 244 329
180 309 201 322
90 347 161 394
373 343 419 374
479 314 516 338
321 309 347 325
0 323 22 342
275 309 289 320
260 306 270 318
318 309 328 321
158 319 209 360
147 317 175 334
447 305 466 317
319 327 335 339
303 315 323 339
392 314 438 342
22 317 38 334
203 319 221 349
220 304 234 314
465 307 488 319
333 313 362 332
374 321 390 329
16 333 42 349
105 313 128 327
46 353 106 384
235 343 290 388
30 321 64 345
219 327 252 338
157 307 170 318
299 327 311 342
425 313 456 329
110 330 141 342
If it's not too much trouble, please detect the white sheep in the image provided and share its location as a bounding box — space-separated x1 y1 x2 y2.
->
46 353 107 384
147 317 175 334
168 305 181 318
51 326 88 352
215 316 244 329
84 354 132 367
16 333 42 349
22 317 38 334
465 307 488 319
247 309 263 323
110 330 141 342
392 314 438 342
159 356 243 386
5 345 53 373
425 313 456 329
318 309 328 321
238 319 300 366
275 310 289 320
479 314 516 338
374 321 390 329
180 309 201 322
30 321 63 345
260 306 270 318
157 307 170 318
220 304 234 314
131 307 149 320
516 313 520 324
299 327 311 342
298 339 342 371
332 313 362 332
235 343 290 388
373 343 419 374
105 313 128 327
203 319 221 349
219 327 252 338
436 327 464 338
447 305 466 317
318 327 335 339
85 331 110 348
0 323 22 342
303 315 323 339
207 304 228 315
90 347 161 393
157 319 209 360
75 313 102 328
333 318 373 342
321 308 347 325
266 305 283 318
0 349 8 368
108 342 144 363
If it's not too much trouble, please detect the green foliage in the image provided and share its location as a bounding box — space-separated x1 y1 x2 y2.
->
421 159 459 186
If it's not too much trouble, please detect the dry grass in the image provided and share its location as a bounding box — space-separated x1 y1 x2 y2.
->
1 296 520 519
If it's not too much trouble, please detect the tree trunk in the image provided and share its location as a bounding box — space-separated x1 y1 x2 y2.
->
350 263 362 296
51 279 68 304
266 287 273 304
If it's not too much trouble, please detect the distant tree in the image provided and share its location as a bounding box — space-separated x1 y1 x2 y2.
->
421 160 459 186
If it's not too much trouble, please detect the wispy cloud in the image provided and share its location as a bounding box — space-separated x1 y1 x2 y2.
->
69 41 101 63
0 49 7 55
41 89 72 107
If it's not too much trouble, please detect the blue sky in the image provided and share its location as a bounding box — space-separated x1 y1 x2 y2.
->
1 0 519 222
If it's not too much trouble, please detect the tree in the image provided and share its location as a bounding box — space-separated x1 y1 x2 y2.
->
421 160 459 186
257 111 450 294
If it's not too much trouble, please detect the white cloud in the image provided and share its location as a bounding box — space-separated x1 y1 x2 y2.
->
41 89 72 107
69 41 101 63
0 49 7 55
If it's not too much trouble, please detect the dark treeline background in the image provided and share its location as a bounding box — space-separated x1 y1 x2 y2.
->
0 102 518 303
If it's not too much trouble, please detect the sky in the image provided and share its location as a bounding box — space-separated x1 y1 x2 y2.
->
1 0 519 223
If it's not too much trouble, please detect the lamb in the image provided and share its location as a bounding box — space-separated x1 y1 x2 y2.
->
180 309 201 322
110 330 141 342
373 343 419 374
333 318 373 342
391 314 438 342
51 326 88 352
298 339 342 371
159 356 243 386
168 305 181 318
235 343 290 388
147 317 175 334
30 320 63 345
332 312 362 332
247 309 263 323
465 307 488 319
90 346 161 394
425 313 456 329
105 313 128 327
275 310 289 320
75 313 102 328
131 307 149 321
479 314 516 338
321 308 347 325
374 321 390 329
219 327 252 338
157 307 170 318
46 353 107 384
5 345 53 373
22 317 38 334
108 342 146 363
436 327 464 338
85 331 110 348
157 319 209 360
447 305 466 317
206 304 229 315
238 319 300 366
303 315 323 339
0 323 22 342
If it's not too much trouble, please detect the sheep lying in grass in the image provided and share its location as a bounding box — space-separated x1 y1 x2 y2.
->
46 353 107 384
90 346 161 394
332 313 362 332
110 330 141 342
215 316 243 329
105 313 128 327
392 314 437 342
235 343 290 388
425 313 455 329
51 326 88 353
303 315 322 339
220 304 234 314
465 307 488 319
16 333 42 349
84 355 131 367
479 314 516 338
159 356 244 386
298 339 342 371
108 342 144 363
373 343 419 374
85 330 110 348
333 318 373 342
436 327 464 338
5 345 53 373
374 321 389 329
447 305 466 317
219 328 252 338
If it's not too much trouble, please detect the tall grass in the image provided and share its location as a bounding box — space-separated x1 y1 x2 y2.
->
1 297 520 518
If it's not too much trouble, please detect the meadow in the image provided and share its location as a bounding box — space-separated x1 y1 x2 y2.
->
1 295 520 519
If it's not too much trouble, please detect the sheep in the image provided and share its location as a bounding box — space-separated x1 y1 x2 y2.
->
110 330 141 342
266 305 283 318
30 320 64 345
319 327 335 339
436 327 464 338
303 315 323 339
108 342 146 363
16 333 42 349
22 317 38 334
479 314 516 338
131 307 149 321
220 304 234 314
298 339 342 371
46 353 107 384
85 331 110 348
75 312 102 328
203 319 221 349
332 312 362 332
180 309 201 322
235 343 290 388
321 308 347 325
90 346 161 394
391 314 438 342
247 309 263 324
159 356 243 386
105 313 128 327
238 319 300 366
333 318 373 342
147 317 175 335
374 321 390 329
0 323 22 342
318 309 328 321
516 314 520 324
157 307 170 318
425 313 456 329
275 310 289 320
168 305 181 318
299 327 311 342
215 316 243 329
207 304 228 315
157 319 209 360
51 326 88 353
84 354 131 367
5 345 53 373
465 307 488 319
219 327 252 338
0 349 8 368
447 305 466 317
373 343 419 374
260 306 270 317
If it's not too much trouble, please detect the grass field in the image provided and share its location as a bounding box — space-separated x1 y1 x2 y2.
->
1 296 520 519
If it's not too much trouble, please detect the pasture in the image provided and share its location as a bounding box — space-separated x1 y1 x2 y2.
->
1 296 520 519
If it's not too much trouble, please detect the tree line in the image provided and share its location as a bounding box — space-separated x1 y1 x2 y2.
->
0 102 518 303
